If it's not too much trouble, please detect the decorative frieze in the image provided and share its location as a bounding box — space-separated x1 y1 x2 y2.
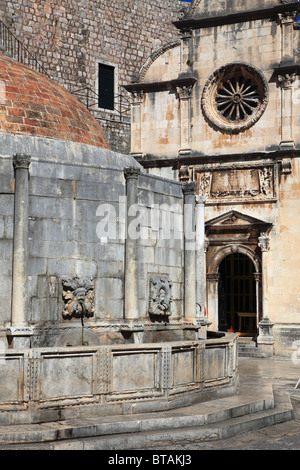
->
193 162 277 204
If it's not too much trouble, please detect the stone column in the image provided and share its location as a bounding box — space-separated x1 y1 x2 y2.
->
182 182 197 324
195 195 209 336
180 28 193 75
8 154 33 348
258 232 270 319
278 72 296 149
206 273 220 332
257 232 274 355
254 272 262 331
177 85 193 156
278 9 297 149
130 91 143 158
122 167 144 341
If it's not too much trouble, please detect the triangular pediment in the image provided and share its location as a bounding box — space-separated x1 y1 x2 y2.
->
206 210 272 230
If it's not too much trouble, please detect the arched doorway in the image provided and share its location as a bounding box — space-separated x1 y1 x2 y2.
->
218 253 256 336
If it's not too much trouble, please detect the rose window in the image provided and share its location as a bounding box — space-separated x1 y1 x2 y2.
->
202 63 269 133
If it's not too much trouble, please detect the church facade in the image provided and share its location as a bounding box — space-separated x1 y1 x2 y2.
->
125 0 300 355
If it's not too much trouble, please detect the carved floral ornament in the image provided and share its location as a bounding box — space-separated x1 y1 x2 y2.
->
201 63 269 134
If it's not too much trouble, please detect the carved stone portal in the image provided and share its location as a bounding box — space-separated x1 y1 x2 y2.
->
149 276 173 319
62 277 94 320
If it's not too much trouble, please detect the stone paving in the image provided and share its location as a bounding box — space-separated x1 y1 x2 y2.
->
146 356 300 451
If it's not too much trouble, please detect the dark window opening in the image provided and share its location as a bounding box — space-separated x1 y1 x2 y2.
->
98 63 115 111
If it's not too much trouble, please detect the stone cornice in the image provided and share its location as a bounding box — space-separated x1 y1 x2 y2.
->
124 76 197 95
173 3 300 31
273 62 300 75
135 148 300 169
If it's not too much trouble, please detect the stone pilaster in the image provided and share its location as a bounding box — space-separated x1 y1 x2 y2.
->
206 273 220 332
278 72 296 149
278 11 297 61
130 91 144 158
177 85 193 156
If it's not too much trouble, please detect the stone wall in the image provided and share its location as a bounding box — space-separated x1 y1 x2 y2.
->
0 0 183 152
137 174 184 326
0 133 189 348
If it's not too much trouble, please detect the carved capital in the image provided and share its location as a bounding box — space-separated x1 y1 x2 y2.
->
124 166 140 179
13 153 31 170
278 10 298 25
254 272 262 282
278 73 296 89
182 181 196 195
176 84 193 100
195 195 207 205
131 90 144 104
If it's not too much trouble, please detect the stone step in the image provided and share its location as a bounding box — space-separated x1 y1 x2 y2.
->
0 387 294 449
238 340 266 357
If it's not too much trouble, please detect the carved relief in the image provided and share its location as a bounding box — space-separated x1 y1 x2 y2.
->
149 276 173 319
62 277 94 320
193 162 277 204
258 167 273 196
197 172 212 197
